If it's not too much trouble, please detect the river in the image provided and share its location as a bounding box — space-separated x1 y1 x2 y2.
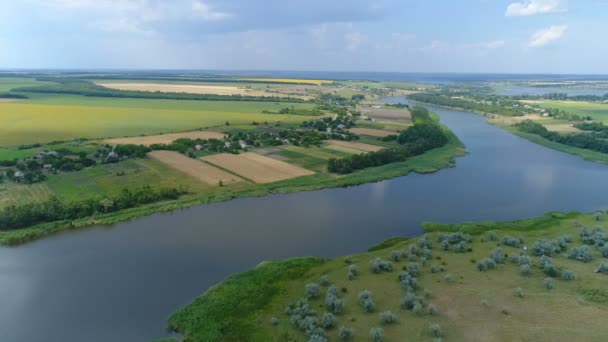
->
2 99 608 341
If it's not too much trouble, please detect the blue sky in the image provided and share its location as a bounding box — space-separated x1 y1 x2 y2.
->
2 0 607 73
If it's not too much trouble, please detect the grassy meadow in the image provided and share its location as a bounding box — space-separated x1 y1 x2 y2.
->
168 212 608 342
0 97 316 146
533 100 608 123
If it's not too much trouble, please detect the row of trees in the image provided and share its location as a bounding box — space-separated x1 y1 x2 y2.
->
327 107 449 174
408 92 528 116
516 120 608 154
0 186 186 230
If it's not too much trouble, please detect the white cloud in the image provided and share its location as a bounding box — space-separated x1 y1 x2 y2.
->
345 31 363 51
528 25 567 47
192 1 232 21
506 0 566 16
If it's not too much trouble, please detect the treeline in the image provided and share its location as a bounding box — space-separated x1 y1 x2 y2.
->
516 120 608 154
327 107 449 174
515 93 608 102
14 80 307 103
0 186 186 230
0 93 28 99
408 92 526 116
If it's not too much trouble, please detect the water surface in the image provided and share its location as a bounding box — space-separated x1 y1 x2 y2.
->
2 101 608 341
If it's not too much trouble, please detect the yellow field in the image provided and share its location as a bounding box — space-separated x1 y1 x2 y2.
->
105 131 226 146
202 152 314 183
350 127 397 137
326 139 384 152
236 78 333 86
97 83 296 98
0 102 309 146
148 151 243 186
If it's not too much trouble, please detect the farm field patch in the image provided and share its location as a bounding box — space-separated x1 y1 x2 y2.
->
148 151 243 186
202 152 314 184
326 139 384 152
0 183 53 208
350 127 397 137
236 78 333 86
105 131 226 146
97 82 298 98
358 105 412 121
0 101 315 146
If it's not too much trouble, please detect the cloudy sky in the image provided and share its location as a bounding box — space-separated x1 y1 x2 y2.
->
1 0 606 73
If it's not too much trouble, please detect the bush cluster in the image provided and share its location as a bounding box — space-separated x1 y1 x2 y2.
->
370 257 393 273
359 290 375 312
568 245 593 263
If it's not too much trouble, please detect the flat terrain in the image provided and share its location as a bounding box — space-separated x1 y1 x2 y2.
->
236 78 333 86
105 131 226 146
326 140 384 152
349 127 397 137
202 152 314 183
97 83 297 98
0 99 315 146
525 100 608 123
169 212 608 342
358 105 412 121
148 151 242 186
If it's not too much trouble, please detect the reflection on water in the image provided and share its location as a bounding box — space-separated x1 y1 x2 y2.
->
2 100 608 342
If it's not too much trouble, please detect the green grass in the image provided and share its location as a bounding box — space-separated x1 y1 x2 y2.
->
0 183 54 208
45 159 209 202
169 212 608 341
0 96 317 146
0 148 37 160
0 77 54 92
533 100 608 123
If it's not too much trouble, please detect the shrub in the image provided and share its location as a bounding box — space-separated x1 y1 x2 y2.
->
517 255 531 266
481 299 490 307
533 239 557 256
444 273 455 283
424 288 433 299
430 323 443 338
390 249 403 262
270 317 280 326
413 302 423 316
515 287 524 298
539 256 560 277
501 307 510 315
319 275 330 286
399 272 418 291
401 292 419 310
370 327 384 342
427 303 438 316
370 257 393 273
419 235 433 249
431 265 442 273
305 283 321 299
325 291 343 314
347 264 359 280
601 245 608 258
501 236 524 248
359 290 375 312
595 211 604 221
453 241 467 253
568 246 593 263
321 312 336 329
544 277 555 290
600 263 608 273
486 231 498 241
309 334 327 342
380 311 398 324
338 326 353 340
477 258 497 271
520 264 531 276
408 262 421 276
422 247 433 258
490 248 505 264
561 270 576 281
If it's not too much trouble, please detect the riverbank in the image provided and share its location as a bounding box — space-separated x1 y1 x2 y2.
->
0 126 465 246
410 99 608 165
168 211 608 341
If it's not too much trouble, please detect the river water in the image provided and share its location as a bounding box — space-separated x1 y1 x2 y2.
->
2 99 608 341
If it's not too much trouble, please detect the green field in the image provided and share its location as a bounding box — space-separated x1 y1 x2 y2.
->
0 148 37 161
0 96 316 146
0 77 54 92
167 212 608 341
533 100 608 123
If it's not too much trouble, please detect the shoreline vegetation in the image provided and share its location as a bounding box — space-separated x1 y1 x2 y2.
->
408 97 608 165
166 211 608 341
0 123 464 246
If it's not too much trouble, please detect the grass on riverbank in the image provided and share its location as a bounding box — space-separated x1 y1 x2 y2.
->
167 212 608 341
